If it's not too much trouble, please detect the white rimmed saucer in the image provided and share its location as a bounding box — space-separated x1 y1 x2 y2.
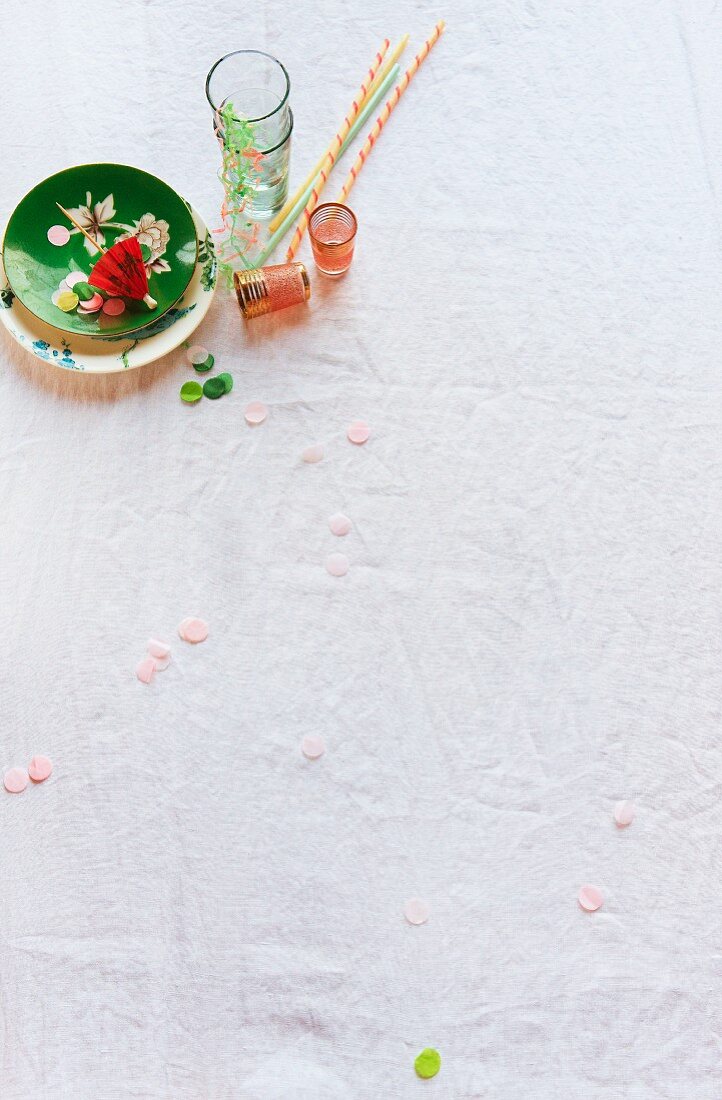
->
0 203 217 373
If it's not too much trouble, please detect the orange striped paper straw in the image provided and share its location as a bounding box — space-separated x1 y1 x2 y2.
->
336 21 446 205
285 38 391 262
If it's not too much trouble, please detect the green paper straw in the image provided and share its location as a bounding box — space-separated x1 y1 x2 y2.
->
254 63 400 267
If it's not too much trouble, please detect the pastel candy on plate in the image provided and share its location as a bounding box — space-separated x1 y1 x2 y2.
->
102 297 126 316
78 292 104 312
578 885 603 912
347 420 370 444
302 444 324 463
328 512 351 536
56 291 79 312
28 755 52 782
4 767 29 793
65 271 88 289
47 224 70 246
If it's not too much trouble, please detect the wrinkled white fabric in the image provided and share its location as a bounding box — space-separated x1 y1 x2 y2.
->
2 0 722 1096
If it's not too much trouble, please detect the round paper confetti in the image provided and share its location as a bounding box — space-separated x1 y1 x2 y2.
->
244 401 268 425
187 344 210 366
301 735 326 759
302 444 324 463
414 1049 441 1080
328 512 351 536
47 224 70 246
56 291 79 312
217 372 234 393
152 654 171 672
65 271 88 289
147 639 170 659
203 376 226 400
347 420 370 444
404 898 430 925
180 381 203 404
102 297 126 316
4 767 28 794
136 657 156 684
326 553 349 577
28 755 52 782
578 885 603 912
179 618 208 644
614 800 635 827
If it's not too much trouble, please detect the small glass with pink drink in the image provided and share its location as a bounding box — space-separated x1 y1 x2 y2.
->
308 203 357 276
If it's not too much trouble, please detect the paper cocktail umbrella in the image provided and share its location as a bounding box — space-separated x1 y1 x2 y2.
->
55 201 157 310
88 236 157 309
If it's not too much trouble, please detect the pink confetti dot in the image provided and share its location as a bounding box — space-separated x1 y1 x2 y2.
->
187 344 209 366
179 617 209 643
4 767 29 793
301 735 326 759
614 800 635 827
65 271 87 289
244 401 268 425
47 224 70 246
328 512 351 536
28 755 52 782
578 885 603 912
326 552 349 577
147 638 170 659
347 420 370 444
102 297 126 316
136 656 156 684
152 654 171 671
404 898 430 925
302 444 324 463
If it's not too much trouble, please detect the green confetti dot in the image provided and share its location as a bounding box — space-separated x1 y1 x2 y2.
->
140 243 152 262
73 281 94 301
180 380 203 404
217 372 233 393
202 376 226 400
192 353 215 373
414 1049 441 1080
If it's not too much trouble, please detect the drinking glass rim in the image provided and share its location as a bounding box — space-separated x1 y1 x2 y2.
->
205 50 291 123
309 203 358 248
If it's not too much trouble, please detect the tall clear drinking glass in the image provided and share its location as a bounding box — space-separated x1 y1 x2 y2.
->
206 50 292 220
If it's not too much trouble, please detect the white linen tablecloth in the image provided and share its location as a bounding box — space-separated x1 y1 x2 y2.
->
2 0 722 1096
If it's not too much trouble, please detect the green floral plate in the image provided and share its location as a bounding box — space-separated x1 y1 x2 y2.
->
2 163 198 337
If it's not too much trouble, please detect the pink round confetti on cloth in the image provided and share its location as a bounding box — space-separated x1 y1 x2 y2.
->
302 444 324 463
152 654 171 672
147 638 170 660
4 767 29 794
65 271 87 289
244 401 268 425
614 800 635 827
326 552 349 577
179 618 209 644
301 735 326 759
186 344 209 366
102 297 126 316
404 898 430 925
578 885 603 912
328 512 352 536
47 224 70 246
136 656 156 684
347 420 370 444
28 755 52 782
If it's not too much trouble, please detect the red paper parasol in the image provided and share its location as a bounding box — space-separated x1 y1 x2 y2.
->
89 237 157 309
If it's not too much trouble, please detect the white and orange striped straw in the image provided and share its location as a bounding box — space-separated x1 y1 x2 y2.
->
285 38 391 262
336 21 446 205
